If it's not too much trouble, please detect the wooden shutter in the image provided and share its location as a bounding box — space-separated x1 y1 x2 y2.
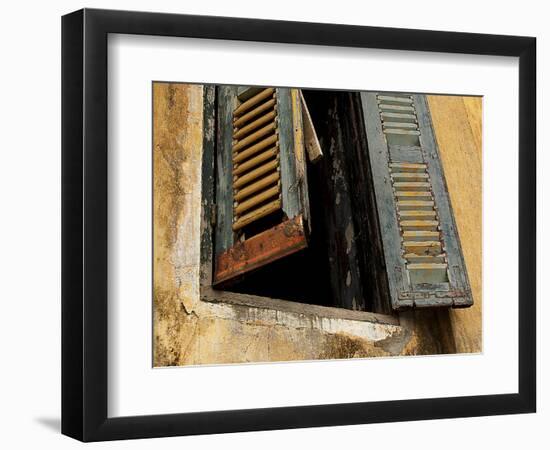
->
213 86 310 285
361 92 473 310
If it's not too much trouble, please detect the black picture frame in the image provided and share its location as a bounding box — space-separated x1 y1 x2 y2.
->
61 8 536 442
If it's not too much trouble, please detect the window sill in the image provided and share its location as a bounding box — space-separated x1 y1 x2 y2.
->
200 286 400 327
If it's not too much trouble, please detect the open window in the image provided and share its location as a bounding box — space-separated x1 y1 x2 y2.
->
213 87 311 285
205 86 473 314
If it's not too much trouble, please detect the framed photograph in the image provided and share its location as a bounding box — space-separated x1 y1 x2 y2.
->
61 8 536 441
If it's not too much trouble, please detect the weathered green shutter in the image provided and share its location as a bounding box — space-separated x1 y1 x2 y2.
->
213 86 310 285
361 92 473 310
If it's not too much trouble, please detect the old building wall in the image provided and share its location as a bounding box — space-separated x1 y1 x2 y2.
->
153 83 482 367
427 95 482 354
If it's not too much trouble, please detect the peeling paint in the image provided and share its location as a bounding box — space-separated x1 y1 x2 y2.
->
344 222 353 254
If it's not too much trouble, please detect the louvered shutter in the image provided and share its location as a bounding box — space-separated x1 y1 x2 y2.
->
361 92 473 310
213 86 310 285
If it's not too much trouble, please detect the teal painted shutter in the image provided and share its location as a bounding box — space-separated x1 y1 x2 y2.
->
361 92 473 310
213 86 310 285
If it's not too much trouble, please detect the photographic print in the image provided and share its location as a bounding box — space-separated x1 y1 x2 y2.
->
153 83 481 367
61 10 535 440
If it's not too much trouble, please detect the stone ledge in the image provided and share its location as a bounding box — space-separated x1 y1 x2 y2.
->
200 287 400 327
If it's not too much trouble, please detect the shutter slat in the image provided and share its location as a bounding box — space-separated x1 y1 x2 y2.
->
379 103 415 112
234 184 280 215
395 191 433 199
233 136 277 163
383 121 418 129
404 254 447 264
391 172 429 181
397 200 435 210
403 230 440 241
377 95 413 104
384 128 421 135
381 111 417 122
394 182 431 191
389 162 426 172
234 172 280 202
234 159 279 189
402 241 442 256
233 110 276 140
232 199 281 231
233 147 277 176
407 263 448 270
232 123 276 153
234 98 276 128
398 210 437 218
400 220 439 230
233 88 275 116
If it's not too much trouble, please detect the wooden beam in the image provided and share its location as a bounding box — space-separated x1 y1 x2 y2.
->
299 90 323 163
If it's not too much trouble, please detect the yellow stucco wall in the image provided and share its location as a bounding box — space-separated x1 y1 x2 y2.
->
427 95 482 353
153 83 482 366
